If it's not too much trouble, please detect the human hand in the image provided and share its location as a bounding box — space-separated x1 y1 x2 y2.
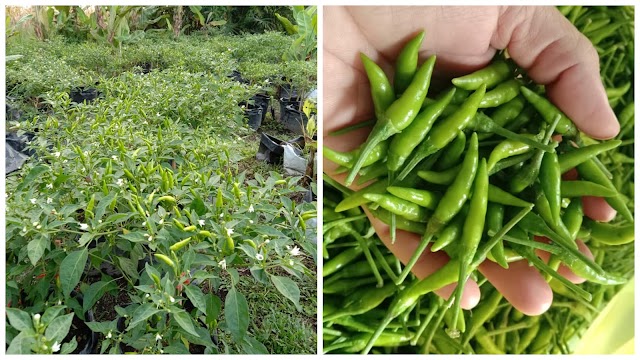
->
324 6 619 315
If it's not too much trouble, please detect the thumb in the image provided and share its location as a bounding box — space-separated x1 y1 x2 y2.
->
492 6 619 140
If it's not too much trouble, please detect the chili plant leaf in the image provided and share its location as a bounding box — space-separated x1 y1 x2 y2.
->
184 284 207 315
94 191 116 221
27 235 48 266
42 305 66 325
44 313 74 343
83 280 117 313
60 248 89 298
60 336 78 354
6 331 35 354
205 293 222 325
16 164 49 192
241 335 269 354
224 286 249 343
269 275 301 312
6 308 33 332
172 308 199 337
127 303 161 331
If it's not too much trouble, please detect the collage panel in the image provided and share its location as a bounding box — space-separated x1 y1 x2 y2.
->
322 5 634 355
5 4 317 355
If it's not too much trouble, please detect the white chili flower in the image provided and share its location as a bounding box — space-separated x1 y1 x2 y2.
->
289 260 294 266
249 220 254 224
145 293 150 298
46 183 53 189
30 198 37 204
169 296 175 303
256 254 264 261
289 246 301 256
47 197 53 204
155 333 162 342
79 223 89 231
36 225 42 230
219 213 224 218
198 219 205 227
264 239 270 244
54 151 61 158
148 235 153 242
226 228 234 236
116 178 124 186
33 221 39 227
218 258 227 270
106 331 112 339
158 219 164 225
112 155 118 161
33 313 41 322
248 204 254 213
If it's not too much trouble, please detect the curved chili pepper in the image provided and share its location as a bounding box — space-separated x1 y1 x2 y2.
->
430 211 465 252
398 84 486 181
557 139 622 173
560 180 618 198
488 152 534 176
576 159 634 222
386 186 440 210
362 193 429 222
323 277 377 294
417 164 461 185
345 55 436 186
451 158 488 333
451 59 513 90
487 202 508 269
335 180 388 212
323 140 389 169
324 282 398 321
396 133 479 284
461 288 503 345
540 145 562 223
520 86 578 137
488 184 532 207
388 87 456 172
368 207 426 235
323 246 364 277
479 79 521 108
394 30 426 95
470 112 553 152
586 219 634 245
487 134 539 171
490 95 526 127
360 53 395 118
562 199 583 241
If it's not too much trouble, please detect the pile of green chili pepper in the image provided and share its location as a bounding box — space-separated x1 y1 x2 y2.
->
324 6 634 354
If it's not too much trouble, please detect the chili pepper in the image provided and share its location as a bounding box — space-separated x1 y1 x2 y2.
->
505 105 536 133
345 55 436 186
170 237 192 252
430 211 465 252
510 114 560 193
451 158 488 334
488 184 532 207
487 133 540 171
562 199 583 241
362 260 459 354
471 112 553 151
325 282 398 321
356 161 388 185
223 234 235 255
199 230 212 237
233 182 242 202
487 248 523 264
323 246 364 277
605 82 631 100
529 322 554 354
368 206 427 235
327 331 412 354
487 203 508 269
323 140 389 169
490 95 526 127
394 30 426 95
323 277 378 294
561 247 627 285
386 186 440 210
216 188 224 209
515 320 541 354
360 53 395 118
417 164 461 185
436 130 466 170
183 225 196 232
462 288 503 345
560 180 618 198
156 195 176 206
325 254 397 284
397 84 486 181
476 326 505 354
443 305 466 335
540 144 562 223
558 139 622 173
451 60 513 90
388 87 456 172
586 220 634 245
488 152 534 176
396 133 479 284
520 86 578 137
533 191 576 247
335 179 389 212
154 253 177 272
479 79 521 108
362 193 429 223
576 159 634 222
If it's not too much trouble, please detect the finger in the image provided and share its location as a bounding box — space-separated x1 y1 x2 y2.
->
479 259 553 316
493 6 619 139
366 211 481 310
582 196 617 222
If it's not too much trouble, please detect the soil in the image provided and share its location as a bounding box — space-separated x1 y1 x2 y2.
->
92 278 132 323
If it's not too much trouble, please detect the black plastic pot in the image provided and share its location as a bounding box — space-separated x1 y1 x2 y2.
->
70 86 101 104
227 70 249 85
278 97 301 120
281 105 308 135
63 291 99 354
245 107 263 130
256 133 285 164
252 93 270 123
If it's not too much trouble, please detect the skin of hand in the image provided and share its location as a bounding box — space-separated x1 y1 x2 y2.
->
324 6 619 315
